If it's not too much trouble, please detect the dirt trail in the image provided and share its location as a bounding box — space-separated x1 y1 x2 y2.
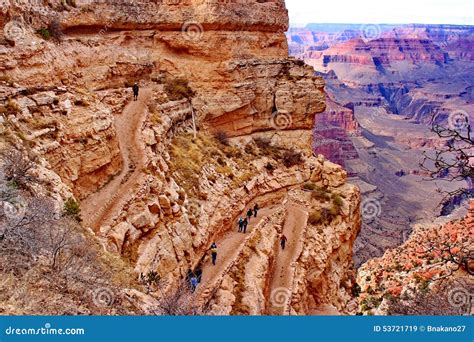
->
81 89 152 232
267 203 308 315
197 206 280 299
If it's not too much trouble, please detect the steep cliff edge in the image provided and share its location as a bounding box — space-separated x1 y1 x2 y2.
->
1 0 360 315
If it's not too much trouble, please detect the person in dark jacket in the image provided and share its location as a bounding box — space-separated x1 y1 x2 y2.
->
280 234 288 250
238 217 244 232
242 218 249 234
210 242 218 265
253 203 259 218
190 276 198 292
246 208 253 221
132 82 139 101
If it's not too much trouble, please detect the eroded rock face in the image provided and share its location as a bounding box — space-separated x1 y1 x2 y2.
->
356 201 473 315
1 0 361 315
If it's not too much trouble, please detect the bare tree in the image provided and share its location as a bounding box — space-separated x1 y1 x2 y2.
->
420 114 473 204
387 279 472 315
153 280 205 316
139 272 208 316
1 149 40 191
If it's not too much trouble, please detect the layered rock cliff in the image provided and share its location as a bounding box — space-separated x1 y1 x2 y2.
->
1 0 361 314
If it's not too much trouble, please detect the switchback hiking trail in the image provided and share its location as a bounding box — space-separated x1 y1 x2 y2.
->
267 203 308 315
197 206 280 300
81 89 152 232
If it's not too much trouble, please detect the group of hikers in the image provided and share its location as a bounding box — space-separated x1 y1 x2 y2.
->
237 203 259 233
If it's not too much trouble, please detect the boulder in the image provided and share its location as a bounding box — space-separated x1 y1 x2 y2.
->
31 91 57 106
130 210 153 231
148 201 161 215
108 222 133 252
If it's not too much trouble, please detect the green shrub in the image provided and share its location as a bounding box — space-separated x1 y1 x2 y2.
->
308 211 322 225
63 197 81 221
332 194 344 208
37 28 51 40
164 78 195 100
311 188 331 202
303 182 317 191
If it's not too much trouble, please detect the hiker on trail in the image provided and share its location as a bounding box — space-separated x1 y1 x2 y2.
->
242 217 249 234
190 276 198 292
253 203 259 218
210 242 218 265
280 234 288 250
246 208 253 221
195 268 203 283
132 82 139 101
238 217 244 233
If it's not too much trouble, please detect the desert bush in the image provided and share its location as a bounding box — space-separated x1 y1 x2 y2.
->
151 279 207 316
308 211 322 225
254 137 272 150
63 197 81 222
164 78 194 100
0 168 132 314
332 194 344 207
282 149 303 168
214 131 230 146
303 182 317 191
265 162 275 173
1 149 40 190
386 279 471 315
36 27 51 40
37 19 63 41
311 188 331 202
0 99 20 116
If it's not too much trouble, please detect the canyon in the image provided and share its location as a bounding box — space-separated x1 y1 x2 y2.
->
0 0 360 315
0 1 471 317
288 23 473 266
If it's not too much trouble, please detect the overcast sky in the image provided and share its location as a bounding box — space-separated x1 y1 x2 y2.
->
286 0 474 26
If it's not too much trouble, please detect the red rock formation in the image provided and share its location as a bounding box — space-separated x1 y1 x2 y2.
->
312 97 360 168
